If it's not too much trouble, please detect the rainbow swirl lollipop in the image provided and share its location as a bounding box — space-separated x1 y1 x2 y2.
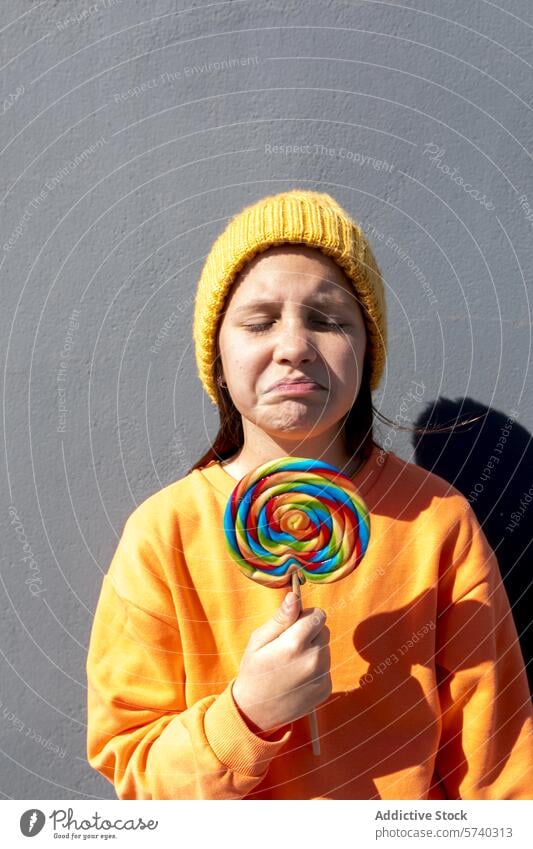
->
223 456 370 588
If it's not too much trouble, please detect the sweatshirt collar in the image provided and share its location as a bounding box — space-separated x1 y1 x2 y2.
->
198 444 388 502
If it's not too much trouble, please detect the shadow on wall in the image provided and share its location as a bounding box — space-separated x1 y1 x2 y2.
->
413 398 532 696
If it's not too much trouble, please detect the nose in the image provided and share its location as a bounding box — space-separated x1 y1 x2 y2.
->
272 320 317 367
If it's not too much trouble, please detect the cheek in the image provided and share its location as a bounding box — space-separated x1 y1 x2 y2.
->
226 356 260 398
225 341 266 377
323 343 364 395
218 335 242 377
331 335 365 370
219 333 251 400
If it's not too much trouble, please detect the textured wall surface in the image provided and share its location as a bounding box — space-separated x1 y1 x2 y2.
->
1 0 531 799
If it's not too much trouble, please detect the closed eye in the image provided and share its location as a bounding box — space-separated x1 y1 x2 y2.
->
245 321 347 333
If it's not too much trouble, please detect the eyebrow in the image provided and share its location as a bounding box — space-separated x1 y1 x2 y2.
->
232 293 353 314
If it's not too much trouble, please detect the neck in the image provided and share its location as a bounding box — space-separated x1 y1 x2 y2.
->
225 421 363 477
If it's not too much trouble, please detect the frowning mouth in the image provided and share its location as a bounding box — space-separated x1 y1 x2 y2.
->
267 380 323 395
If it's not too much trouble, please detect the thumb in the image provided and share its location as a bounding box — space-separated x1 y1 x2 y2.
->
251 591 300 649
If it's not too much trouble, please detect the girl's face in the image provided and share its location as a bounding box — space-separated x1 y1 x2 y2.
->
217 245 367 448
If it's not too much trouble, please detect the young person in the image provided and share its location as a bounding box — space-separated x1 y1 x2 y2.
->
86 189 533 799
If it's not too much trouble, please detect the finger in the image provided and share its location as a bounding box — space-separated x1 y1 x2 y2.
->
249 591 301 650
279 607 327 651
309 625 331 648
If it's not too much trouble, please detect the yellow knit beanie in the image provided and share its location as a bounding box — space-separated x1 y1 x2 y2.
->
193 189 387 406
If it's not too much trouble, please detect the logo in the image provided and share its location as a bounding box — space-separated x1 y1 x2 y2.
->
20 809 45 837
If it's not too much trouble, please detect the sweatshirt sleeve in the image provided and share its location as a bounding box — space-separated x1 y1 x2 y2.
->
434 500 533 799
86 514 292 800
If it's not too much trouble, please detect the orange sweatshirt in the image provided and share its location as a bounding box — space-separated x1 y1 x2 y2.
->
86 445 533 799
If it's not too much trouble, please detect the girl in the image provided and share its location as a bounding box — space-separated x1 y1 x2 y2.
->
86 189 533 799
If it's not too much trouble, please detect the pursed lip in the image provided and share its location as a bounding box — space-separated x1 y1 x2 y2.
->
266 376 324 393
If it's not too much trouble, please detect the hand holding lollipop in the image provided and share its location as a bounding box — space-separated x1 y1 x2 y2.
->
224 456 371 755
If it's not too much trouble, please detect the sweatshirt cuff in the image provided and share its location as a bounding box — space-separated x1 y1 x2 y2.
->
204 680 292 777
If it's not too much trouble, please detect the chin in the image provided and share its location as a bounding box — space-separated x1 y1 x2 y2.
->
266 412 337 437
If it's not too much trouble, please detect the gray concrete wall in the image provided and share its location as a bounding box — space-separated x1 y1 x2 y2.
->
1 0 531 798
